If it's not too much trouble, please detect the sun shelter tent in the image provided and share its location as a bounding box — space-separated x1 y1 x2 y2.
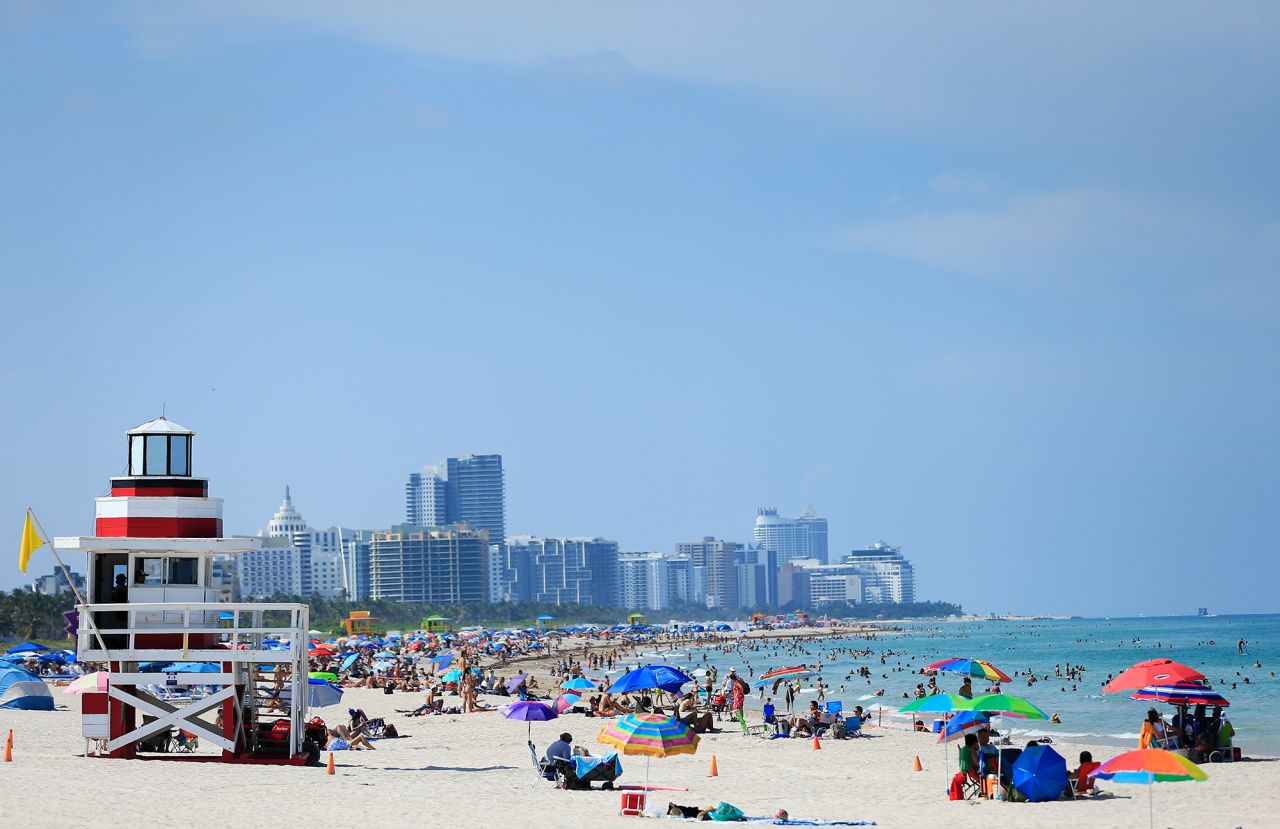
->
0 664 55 710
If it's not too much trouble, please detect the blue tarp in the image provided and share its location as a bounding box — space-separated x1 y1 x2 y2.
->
0 664 55 710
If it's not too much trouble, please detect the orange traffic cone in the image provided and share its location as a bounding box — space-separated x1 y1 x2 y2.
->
708 755 719 777
812 735 821 751
913 755 923 772
326 752 335 775
3 733 11 763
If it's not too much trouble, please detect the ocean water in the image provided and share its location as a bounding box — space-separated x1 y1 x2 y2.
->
659 614 1280 756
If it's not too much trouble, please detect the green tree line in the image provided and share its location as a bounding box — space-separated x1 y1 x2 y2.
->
0 589 961 641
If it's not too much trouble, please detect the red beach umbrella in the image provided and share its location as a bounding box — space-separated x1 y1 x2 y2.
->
1104 659 1205 693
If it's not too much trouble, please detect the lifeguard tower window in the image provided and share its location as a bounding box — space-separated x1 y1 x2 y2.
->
134 556 200 586
144 435 167 475
168 557 199 585
137 557 163 585
128 434 192 476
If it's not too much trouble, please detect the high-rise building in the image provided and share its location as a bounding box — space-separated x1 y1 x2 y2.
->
754 507 828 565
665 554 693 606
368 524 490 603
238 488 351 599
342 530 375 602
675 537 742 609
446 455 506 549
843 542 915 603
238 535 302 598
617 552 670 611
736 544 778 608
505 536 619 606
29 567 87 596
405 466 447 527
405 454 507 549
778 559 863 607
796 505 829 564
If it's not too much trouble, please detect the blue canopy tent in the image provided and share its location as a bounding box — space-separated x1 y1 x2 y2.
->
5 642 49 655
0 664 55 710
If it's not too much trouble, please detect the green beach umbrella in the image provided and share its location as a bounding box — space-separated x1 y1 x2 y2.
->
962 693 1048 720
900 693 970 714
900 693 971 780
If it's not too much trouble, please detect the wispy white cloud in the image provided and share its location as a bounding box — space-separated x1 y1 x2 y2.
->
99 1 1279 153
836 185 1280 316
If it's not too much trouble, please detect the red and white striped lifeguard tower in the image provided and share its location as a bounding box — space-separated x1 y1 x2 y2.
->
58 418 313 764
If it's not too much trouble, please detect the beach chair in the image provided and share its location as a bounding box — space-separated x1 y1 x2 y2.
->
175 730 199 753
955 746 982 799
1069 762 1101 797
529 742 557 781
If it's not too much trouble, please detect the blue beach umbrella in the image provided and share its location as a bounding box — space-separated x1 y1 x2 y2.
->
307 678 344 708
1012 744 1070 803
937 710 990 743
607 665 693 695
441 668 463 683
561 677 598 691
341 653 359 671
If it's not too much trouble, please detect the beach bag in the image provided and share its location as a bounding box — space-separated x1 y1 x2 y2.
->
710 802 745 821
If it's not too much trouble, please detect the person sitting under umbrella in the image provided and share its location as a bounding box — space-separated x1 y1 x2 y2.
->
545 732 573 767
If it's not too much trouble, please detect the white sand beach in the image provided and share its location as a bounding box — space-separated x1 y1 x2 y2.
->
2 683 1273 829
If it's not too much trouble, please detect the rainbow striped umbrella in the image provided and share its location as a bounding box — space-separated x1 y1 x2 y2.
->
598 713 699 792
1090 749 1206 829
925 658 1012 684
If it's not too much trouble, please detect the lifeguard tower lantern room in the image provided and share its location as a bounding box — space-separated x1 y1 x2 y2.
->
57 418 313 764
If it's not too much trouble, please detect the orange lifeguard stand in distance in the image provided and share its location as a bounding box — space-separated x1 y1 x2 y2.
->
343 611 377 637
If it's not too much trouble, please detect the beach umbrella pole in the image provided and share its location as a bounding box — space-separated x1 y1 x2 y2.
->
1152 772 1162 829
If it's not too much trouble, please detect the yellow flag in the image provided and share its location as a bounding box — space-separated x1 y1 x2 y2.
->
19 512 44 574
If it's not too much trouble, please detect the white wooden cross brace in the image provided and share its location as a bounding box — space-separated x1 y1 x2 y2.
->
106 685 237 753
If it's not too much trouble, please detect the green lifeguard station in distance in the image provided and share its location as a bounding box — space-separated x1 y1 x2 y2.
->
422 615 449 634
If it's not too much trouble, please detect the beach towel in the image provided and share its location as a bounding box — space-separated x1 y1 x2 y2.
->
572 752 622 778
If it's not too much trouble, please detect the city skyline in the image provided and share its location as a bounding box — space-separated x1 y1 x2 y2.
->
2 6 1276 617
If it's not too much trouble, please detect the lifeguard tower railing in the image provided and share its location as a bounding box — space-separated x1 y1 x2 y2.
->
77 602 309 756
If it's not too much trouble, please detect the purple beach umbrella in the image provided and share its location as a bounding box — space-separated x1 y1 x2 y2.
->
501 699 558 741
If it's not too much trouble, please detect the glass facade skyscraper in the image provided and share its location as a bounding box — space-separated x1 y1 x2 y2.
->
405 455 506 549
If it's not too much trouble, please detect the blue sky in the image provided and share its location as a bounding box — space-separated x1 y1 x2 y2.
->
1 3 1277 615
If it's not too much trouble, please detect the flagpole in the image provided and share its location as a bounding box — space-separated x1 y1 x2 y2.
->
28 508 113 663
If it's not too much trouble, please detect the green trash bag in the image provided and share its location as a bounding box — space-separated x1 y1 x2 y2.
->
710 802 745 821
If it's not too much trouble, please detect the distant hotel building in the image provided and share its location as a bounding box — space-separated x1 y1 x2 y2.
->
754 506 828 565
617 552 669 611
675 537 742 610
406 454 507 548
236 488 349 599
779 543 916 606
368 524 490 603
843 541 915 603
502 536 619 606
29 567 87 597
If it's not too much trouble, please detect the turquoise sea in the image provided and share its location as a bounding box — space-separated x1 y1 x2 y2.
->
666 614 1280 756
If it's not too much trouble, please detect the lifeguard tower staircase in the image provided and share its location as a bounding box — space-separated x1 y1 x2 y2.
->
59 418 312 764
